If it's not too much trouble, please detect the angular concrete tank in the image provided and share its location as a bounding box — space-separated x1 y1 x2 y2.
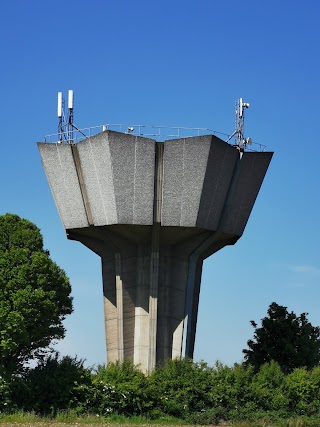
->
38 130 273 372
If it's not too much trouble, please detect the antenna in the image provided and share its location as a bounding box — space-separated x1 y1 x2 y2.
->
236 97 250 149
68 90 74 144
226 97 251 154
57 92 63 143
56 90 75 144
57 92 63 118
68 90 74 109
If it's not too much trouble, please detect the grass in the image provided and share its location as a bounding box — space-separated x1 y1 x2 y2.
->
1 412 320 427
0 412 186 427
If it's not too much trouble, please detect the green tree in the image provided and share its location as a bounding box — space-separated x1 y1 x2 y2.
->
0 214 73 378
243 302 320 373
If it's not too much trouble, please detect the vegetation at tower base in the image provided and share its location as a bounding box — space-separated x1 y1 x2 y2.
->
0 213 73 379
5 357 320 425
243 302 320 373
10 353 91 415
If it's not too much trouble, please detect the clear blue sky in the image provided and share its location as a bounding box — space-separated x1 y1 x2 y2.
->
1 0 320 367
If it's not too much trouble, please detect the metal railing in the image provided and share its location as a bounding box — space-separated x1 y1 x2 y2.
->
43 123 266 151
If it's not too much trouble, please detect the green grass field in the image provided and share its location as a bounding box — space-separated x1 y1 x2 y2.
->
0 424 240 427
0 413 318 427
0 424 195 427
1 409 320 427
0 423 312 427
0 413 192 427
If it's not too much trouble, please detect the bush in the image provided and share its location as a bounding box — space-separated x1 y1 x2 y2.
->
285 367 320 415
251 361 289 412
11 353 91 415
86 360 149 416
6 356 320 422
209 362 255 417
148 358 214 419
0 375 11 412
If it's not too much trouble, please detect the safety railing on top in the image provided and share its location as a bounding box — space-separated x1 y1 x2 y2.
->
43 123 266 152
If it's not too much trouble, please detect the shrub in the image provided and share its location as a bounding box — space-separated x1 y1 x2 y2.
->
87 361 149 416
285 368 320 415
7 356 320 422
11 353 91 415
148 358 214 419
251 361 289 412
0 375 11 412
209 362 255 416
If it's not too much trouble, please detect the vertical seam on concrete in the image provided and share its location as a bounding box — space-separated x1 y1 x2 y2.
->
115 252 124 362
148 240 159 372
89 136 109 224
132 136 137 224
108 133 118 223
70 144 94 226
148 142 163 372
155 143 164 223
163 249 170 357
133 245 143 365
180 138 186 227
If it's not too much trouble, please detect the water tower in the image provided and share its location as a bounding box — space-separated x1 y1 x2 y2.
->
38 93 273 372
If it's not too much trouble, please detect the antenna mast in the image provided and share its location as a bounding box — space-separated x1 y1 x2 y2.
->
57 90 75 144
67 90 74 144
227 97 252 153
57 92 64 143
236 98 250 148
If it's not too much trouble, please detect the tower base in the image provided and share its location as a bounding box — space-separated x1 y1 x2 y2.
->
68 224 237 372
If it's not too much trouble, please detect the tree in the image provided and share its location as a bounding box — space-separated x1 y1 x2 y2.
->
243 302 320 373
0 214 73 377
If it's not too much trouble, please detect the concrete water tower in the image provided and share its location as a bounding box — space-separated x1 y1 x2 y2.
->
38 93 273 372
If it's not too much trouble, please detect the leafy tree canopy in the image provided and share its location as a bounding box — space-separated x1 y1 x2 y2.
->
0 214 73 377
243 302 320 373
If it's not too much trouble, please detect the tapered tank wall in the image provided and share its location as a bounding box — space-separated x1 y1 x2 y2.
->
38 130 273 372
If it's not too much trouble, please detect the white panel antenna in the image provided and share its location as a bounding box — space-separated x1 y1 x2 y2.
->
55 90 89 144
57 90 75 144
57 92 63 118
68 90 74 110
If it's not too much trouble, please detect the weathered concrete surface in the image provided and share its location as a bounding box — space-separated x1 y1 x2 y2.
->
38 130 273 372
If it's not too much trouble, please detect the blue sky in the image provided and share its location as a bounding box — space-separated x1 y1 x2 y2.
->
1 0 320 367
